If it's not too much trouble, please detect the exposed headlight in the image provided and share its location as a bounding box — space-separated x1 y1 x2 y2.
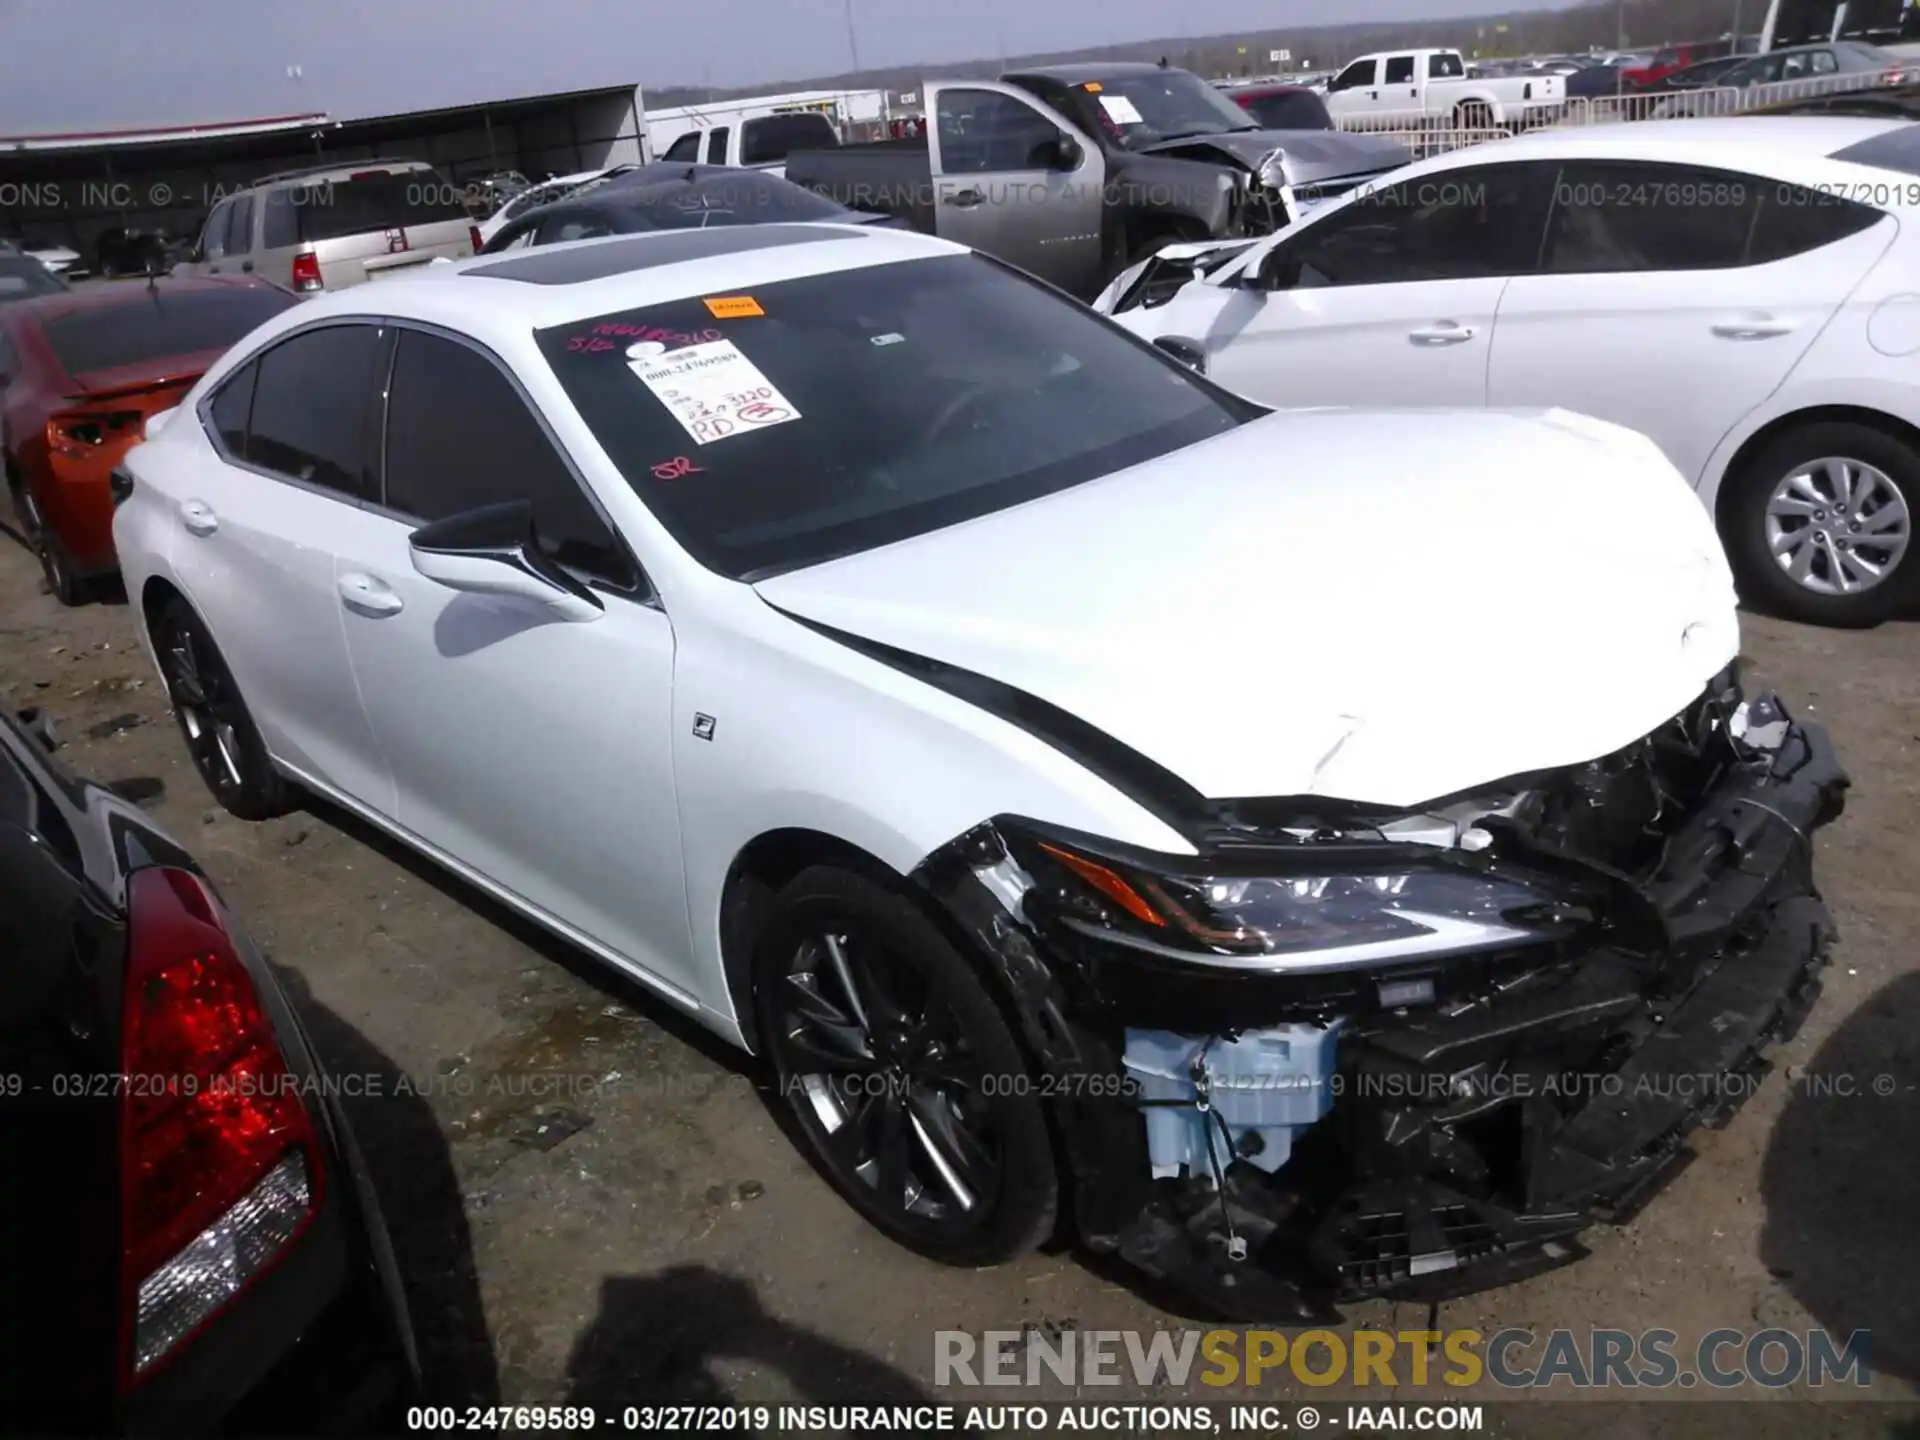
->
1255 149 1290 191
1022 837 1572 973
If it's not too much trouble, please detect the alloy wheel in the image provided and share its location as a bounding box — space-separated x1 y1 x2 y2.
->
773 925 1001 1227
163 618 247 795
1765 456 1911 596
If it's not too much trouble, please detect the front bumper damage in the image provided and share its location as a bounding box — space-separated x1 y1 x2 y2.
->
911 677 1848 1320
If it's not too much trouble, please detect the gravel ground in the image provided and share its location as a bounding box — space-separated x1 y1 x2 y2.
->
2 520 1916 1438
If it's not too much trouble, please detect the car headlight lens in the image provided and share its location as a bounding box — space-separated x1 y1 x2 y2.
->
1027 839 1568 973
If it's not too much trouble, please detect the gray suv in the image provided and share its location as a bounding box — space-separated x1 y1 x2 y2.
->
177 159 478 294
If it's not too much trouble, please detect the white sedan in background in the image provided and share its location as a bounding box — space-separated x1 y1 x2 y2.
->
109 222 1842 1312
475 166 638 244
1100 116 1920 627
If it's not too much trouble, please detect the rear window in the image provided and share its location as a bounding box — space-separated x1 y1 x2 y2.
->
276 170 469 243
1832 124 1920 177
741 113 840 166
41 287 296 377
0 256 68 300
1241 90 1333 130
614 175 852 230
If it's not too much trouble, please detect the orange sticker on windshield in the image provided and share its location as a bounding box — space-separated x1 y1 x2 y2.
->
1082 81 1104 92
704 295 764 318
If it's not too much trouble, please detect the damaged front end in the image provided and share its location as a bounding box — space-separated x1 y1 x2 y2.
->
911 669 1848 1319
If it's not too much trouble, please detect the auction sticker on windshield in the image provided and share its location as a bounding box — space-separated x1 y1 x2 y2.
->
627 338 801 444
1098 94 1145 125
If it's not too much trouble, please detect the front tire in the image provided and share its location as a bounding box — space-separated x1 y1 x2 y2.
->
755 865 1058 1267
1724 421 1919 627
153 596 294 819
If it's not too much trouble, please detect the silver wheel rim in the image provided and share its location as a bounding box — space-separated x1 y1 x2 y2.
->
1765 456 1910 597
777 928 995 1225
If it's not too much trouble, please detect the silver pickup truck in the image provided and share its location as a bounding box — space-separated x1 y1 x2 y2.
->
785 64 1410 298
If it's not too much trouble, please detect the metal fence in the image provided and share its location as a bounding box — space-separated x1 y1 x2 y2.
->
1325 64 1914 158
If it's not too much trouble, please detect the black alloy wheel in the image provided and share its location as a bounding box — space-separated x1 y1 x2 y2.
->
756 866 1057 1266
154 596 292 820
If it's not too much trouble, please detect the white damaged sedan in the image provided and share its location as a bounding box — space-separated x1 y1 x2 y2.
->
112 223 1845 1316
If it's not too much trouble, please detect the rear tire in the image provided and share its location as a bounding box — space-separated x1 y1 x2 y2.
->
1455 100 1495 130
754 865 1058 1267
1723 420 1920 628
152 596 294 819
12 481 86 607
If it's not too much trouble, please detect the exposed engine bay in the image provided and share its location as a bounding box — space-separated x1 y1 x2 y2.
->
913 668 1848 1319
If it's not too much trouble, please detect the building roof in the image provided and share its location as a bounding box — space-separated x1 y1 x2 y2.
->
0 114 329 153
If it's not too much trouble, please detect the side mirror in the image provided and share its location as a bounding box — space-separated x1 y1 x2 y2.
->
1151 335 1208 372
408 500 604 622
1050 134 1084 171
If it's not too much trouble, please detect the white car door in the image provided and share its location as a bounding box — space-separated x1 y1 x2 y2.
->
175 322 395 808
1322 58 1383 122
1188 160 1555 411
326 326 699 1005
1489 161 1898 486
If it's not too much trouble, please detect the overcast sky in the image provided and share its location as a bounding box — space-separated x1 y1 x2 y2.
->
0 0 1575 132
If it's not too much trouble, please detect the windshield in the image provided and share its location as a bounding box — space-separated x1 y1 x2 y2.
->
1076 70 1260 146
0 256 69 301
538 253 1253 578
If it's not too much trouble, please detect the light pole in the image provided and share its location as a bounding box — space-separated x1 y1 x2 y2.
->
843 0 862 74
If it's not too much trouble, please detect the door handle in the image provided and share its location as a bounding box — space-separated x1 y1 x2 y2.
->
337 571 405 616
178 499 218 536
1711 316 1796 340
1408 322 1476 346
945 189 986 208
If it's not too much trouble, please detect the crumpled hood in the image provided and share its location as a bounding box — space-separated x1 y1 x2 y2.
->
756 407 1740 811
1137 128 1412 185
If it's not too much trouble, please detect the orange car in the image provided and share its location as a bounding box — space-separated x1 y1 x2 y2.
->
2 276 296 603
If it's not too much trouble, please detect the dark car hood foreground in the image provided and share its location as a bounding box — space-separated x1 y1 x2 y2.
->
1136 127 1413 184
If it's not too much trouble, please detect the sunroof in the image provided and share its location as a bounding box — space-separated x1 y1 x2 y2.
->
465 225 867 285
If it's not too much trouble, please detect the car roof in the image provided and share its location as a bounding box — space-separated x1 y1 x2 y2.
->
265 223 965 340
1438 114 1911 165
1009 62 1181 82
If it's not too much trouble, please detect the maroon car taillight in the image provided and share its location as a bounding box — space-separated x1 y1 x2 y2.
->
290 251 323 293
117 867 323 1389
469 225 483 255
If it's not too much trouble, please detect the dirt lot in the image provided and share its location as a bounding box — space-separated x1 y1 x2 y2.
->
3 520 1918 1437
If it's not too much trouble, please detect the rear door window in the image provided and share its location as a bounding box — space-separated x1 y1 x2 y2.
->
207 359 257 455
1542 162 1878 272
243 324 388 501
1384 55 1417 84
705 128 732 165
226 194 255 255
200 202 234 260
381 329 635 587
